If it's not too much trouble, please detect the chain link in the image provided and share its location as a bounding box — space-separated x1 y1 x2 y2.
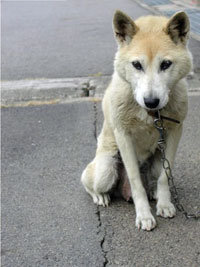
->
154 111 200 220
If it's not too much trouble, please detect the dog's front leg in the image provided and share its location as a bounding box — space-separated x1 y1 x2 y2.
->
156 124 183 218
114 129 156 231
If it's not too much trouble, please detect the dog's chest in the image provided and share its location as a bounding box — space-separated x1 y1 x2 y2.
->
130 123 159 162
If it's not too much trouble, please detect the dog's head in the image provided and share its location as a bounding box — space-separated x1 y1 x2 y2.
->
113 10 192 110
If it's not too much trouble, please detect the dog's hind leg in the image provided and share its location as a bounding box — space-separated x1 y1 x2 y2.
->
81 154 118 207
81 122 118 207
81 160 101 205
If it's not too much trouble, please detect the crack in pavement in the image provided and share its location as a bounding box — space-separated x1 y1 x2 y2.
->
92 100 109 267
93 101 97 142
95 207 109 267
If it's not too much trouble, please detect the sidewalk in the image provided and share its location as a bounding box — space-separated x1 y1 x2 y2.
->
136 0 200 40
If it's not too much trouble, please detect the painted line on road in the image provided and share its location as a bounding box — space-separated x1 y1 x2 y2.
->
2 92 199 108
1 97 102 108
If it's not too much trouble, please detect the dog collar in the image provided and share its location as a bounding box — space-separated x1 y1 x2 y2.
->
148 110 180 124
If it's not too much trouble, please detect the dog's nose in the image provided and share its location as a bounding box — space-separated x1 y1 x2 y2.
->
144 98 160 109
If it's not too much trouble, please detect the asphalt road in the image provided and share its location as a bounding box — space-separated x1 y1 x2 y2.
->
1 0 149 80
2 101 105 266
2 0 200 266
2 0 200 81
2 96 200 266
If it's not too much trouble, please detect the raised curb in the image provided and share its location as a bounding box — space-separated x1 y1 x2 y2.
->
1 76 110 106
1 75 200 107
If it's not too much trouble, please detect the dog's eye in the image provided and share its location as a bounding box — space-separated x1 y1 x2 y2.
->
132 61 143 71
160 60 172 71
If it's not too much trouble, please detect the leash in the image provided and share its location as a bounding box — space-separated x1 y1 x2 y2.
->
153 110 200 220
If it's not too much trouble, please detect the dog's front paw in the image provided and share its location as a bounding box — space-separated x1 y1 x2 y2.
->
136 212 156 231
156 201 176 218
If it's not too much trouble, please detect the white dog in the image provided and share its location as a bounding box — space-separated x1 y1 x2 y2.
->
81 10 192 231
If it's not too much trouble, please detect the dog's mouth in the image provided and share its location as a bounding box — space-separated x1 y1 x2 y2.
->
143 101 167 112
147 109 159 117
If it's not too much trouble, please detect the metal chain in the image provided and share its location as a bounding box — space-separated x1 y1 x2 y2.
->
154 111 200 220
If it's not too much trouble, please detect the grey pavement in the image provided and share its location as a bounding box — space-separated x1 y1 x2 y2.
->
1 0 200 266
2 0 149 81
2 0 200 82
2 101 105 266
1 96 200 266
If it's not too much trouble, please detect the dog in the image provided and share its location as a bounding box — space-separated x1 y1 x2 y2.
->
81 10 192 231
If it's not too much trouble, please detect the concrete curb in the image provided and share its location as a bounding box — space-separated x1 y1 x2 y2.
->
1 76 111 106
1 75 200 107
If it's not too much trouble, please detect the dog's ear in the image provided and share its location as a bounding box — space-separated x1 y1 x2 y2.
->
165 11 190 45
113 10 139 45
